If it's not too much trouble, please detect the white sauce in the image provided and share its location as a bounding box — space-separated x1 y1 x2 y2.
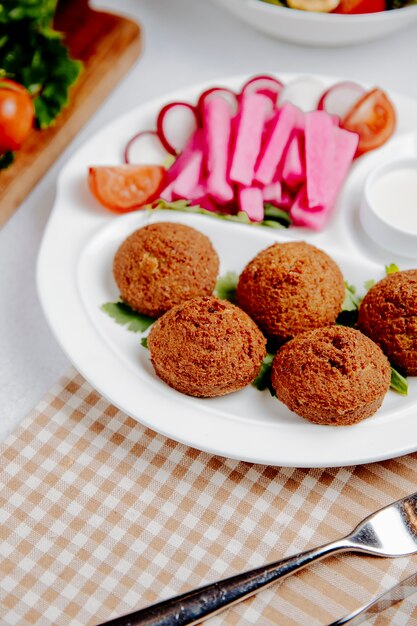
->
370 168 417 234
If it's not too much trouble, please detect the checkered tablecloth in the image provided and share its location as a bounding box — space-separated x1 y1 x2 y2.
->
1 369 417 626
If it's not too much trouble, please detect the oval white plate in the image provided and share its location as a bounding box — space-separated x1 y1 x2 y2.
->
211 0 417 47
37 73 417 467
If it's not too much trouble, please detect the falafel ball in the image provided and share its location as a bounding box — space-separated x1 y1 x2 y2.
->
357 269 417 376
236 241 345 343
113 222 219 318
271 326 391 426
147 296 267 397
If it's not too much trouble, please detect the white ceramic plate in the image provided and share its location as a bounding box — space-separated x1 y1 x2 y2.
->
37 73 417 467
211 0 417 46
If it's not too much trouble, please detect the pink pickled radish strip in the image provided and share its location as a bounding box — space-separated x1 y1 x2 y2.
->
164 129 204 185
262 181 283 205
290 187 327 231
317 81 365 119
240 75 284 106
281 130 305 189
203 95 235 204
238 187 264 222
156 102 199 155
230 92 271 186
171 151 203 200
305 110 335 210
254 102 297 186
327 126 359 206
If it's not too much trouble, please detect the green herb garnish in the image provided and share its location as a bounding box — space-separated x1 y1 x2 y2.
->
0 0 82 128
214 272 238 303
140 337 148 349
101 301 155 333
148 199 291 230
390 367 408 395
252 353 276 396
385 263 399 275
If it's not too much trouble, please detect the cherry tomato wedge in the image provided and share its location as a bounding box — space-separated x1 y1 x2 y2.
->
341 88 396 157
88 165 166 212
0 79 34 152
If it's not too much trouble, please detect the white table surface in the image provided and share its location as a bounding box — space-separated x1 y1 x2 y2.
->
1 0 417 441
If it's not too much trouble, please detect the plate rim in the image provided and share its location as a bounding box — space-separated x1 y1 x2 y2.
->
37 71 417 468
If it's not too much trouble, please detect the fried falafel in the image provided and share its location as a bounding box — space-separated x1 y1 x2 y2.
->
357 269 417 376
147 296 267 397
113 222 219 318
236 241 345 343
271 326 391 425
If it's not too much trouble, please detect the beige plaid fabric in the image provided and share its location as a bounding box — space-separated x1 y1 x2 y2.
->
2 369 417 626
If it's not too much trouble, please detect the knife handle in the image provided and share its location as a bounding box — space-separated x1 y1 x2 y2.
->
97 538 349 626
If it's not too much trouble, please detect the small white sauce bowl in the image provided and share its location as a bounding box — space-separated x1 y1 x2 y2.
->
360 157 417 259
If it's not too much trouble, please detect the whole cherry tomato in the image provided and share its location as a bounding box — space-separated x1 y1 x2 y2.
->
88 165 166 212
0 79 35 153
342 88 396 156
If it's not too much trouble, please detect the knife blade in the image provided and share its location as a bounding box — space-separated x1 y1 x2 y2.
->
329 571 417 625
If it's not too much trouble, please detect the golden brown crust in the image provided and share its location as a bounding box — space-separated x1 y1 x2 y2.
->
113 222 219 317
147 296 267 397
236 241 345 342
271 326 391 425
357 270 417 376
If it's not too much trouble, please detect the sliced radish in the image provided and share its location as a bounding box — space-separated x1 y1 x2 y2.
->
197 87 238 116
240 75 284 106
238 187 264 222
254 102 297 186
124 130 169 165
327 125 359 206
262 181 292 209
290 187 326 231
278 77 325 112
230 92 271 186
317 81 365 119
203 95 234 204
156 102 199 155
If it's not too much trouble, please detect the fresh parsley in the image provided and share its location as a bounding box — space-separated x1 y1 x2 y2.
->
101 301 155 333
252 353 276 396
214 271 238 303
0 0 82 129
0 149 13 169
390 367 408 396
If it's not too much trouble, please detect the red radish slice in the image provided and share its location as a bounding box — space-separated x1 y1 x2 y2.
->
230 92 271 186
238 187 264 222
278 77 325 112
317 81 365 119
197 87 238 116
156 102 199 155
255 102 297 186
124 130 169 165
240 75 284 106
203 95 234 204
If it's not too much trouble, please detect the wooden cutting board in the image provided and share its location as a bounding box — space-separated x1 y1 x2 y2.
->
0 0 141 227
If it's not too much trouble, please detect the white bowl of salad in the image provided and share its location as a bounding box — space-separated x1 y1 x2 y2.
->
211 0 417 46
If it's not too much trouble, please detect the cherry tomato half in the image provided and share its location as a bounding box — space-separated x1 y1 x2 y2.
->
333 0 385 13
341 88 396 157
88 165 166 212
0 79 34 152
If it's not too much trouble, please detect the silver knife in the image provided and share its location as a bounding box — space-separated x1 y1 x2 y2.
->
329 570 417 625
